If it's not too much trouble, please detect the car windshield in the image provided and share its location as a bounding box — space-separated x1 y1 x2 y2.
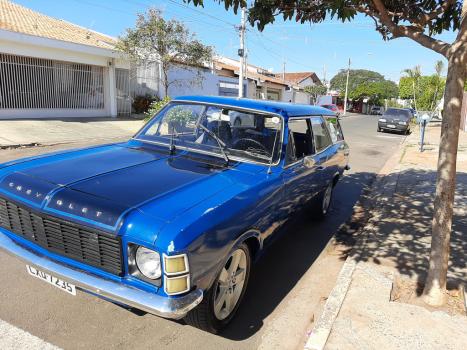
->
384 108 412 120
136 102 283 164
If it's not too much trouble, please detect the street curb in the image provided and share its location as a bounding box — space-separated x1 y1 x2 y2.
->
303 134 410 350
304 258 356 350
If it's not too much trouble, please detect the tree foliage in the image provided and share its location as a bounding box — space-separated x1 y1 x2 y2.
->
399 62 447 110
329 69 398 105
189 1 462 55
117 8 213 97
351 80 399 105
303 84 327 104
330 69 384 94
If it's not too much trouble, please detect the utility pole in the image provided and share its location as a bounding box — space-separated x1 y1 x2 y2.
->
238 7 246 98
282 61 286 81
343 58 351 116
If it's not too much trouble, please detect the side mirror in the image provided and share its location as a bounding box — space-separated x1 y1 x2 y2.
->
303 156 316 168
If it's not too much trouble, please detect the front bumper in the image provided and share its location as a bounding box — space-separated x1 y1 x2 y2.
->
0 229 203 320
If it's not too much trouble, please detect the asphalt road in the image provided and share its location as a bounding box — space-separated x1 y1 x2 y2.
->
0 114 407 350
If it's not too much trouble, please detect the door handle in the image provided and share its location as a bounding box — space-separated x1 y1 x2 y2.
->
316 166 325 171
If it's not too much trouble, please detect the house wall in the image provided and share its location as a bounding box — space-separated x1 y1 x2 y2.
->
164 65 245 98
283 90 311 104
297 77 315 88
0 30 122 119
166 65 219 97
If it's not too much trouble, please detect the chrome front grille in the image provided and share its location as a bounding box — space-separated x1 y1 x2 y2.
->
0 197 123 275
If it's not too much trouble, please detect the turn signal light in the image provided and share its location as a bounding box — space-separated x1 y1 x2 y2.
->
163 254 188 275
165 275 190 295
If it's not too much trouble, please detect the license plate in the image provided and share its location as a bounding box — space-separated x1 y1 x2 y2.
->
387 124 396 128
26 265 76 296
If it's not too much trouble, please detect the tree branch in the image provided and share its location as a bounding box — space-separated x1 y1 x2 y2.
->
368 0 451 57
417 0 457 27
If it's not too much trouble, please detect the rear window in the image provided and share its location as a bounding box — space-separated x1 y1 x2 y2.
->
384 108 411 119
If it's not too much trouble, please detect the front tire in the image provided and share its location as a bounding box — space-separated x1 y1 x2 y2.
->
311 182 333 220
184 243 251 333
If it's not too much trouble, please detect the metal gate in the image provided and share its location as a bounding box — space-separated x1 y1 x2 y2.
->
0 53 104 109
115 68 131 116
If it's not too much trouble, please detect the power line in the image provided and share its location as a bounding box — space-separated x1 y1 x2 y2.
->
164 0 237 27
126 0 236 30
248 30 322 72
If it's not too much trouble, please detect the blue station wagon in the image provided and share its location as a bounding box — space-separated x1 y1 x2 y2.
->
0 96 349 333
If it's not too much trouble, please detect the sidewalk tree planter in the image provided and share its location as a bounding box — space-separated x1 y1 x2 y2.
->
117 8 213 98
189 0 467 306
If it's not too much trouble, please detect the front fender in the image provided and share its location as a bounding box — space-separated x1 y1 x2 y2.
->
189 229 261 291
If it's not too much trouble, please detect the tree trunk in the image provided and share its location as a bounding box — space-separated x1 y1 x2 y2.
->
161 62 169 98
163 69 169 98
423 38 467 305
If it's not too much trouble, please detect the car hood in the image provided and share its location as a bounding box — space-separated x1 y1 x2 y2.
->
0 144 251 232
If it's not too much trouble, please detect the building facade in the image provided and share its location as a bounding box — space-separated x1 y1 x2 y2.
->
0 0 130 119
0 1 322 120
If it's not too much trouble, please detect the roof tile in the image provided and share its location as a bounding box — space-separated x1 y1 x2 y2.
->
0 0 116 50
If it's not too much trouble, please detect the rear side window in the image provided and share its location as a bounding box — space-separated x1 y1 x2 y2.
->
286 119 313 164
325 117 344 142
310 117 332 152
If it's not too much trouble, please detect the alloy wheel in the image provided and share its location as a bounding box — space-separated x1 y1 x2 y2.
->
213 248 247 321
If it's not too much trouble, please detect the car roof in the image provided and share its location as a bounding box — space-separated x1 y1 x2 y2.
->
173 95 335 119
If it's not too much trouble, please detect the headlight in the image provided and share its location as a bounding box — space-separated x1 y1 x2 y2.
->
379 118 387 122
398 121 407 125
135 246 161 279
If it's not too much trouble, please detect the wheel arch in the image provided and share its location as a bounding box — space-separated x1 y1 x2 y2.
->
332 172 340 187
234 229 262 261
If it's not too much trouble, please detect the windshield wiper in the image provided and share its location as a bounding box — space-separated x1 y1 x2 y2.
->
198 123 230 164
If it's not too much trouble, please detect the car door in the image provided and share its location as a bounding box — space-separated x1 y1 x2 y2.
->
321 116 347 172
281 118 323 214
309 116 336 192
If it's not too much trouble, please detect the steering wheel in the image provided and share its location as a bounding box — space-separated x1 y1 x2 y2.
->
232 138 268 153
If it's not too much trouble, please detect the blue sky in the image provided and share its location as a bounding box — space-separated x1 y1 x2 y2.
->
15 0 457 82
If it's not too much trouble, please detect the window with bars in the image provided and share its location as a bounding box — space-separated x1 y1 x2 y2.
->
0 53 104 109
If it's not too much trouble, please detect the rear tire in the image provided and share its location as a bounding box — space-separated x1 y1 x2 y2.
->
184 243 251 333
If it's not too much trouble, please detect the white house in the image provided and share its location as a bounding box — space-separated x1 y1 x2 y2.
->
214 57 292 101
278 72 323 104
0 0 130 119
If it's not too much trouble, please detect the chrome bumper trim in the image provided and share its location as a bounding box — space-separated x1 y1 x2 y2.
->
0 229 203 319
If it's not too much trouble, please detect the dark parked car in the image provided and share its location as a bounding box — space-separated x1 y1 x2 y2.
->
0 96 349 333
377 108 413 134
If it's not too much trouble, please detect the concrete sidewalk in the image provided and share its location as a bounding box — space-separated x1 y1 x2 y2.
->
307 124 467 350
0 118 145 147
